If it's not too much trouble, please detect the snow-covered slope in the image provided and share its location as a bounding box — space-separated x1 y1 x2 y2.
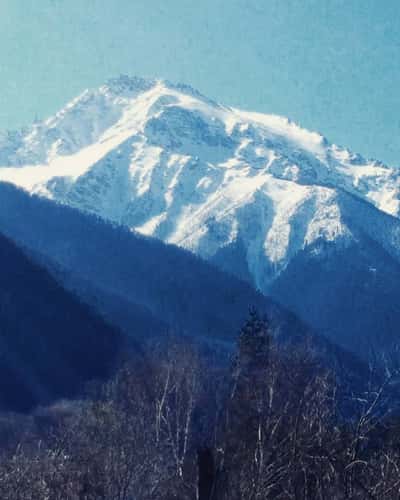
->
0 75 399 295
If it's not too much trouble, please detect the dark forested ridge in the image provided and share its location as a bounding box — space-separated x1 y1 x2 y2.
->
0 182 308 343
211 192 400 357
0 232 122 412
270 234 400 355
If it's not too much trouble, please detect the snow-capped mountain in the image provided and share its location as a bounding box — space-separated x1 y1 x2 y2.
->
1 75 400 353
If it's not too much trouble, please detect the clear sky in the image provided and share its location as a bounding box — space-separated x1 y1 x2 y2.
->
0 0 399 165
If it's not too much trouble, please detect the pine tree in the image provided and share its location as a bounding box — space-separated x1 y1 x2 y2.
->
215 309 271 499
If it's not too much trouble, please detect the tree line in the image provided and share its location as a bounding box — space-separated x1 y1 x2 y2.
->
0 311 400 499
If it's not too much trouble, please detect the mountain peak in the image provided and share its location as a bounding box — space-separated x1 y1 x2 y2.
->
103 74 158 96
0 76 399 291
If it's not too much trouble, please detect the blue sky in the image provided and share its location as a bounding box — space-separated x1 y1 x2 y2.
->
0 0 399 165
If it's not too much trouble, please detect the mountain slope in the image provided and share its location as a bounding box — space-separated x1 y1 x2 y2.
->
0 182 306 345
1 76 400 352
0 232 122 412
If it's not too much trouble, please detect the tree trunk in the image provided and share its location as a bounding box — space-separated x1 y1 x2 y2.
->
198 447 216 500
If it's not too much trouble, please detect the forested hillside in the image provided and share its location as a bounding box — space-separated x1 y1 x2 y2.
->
0 232 122 412
0 182 306 343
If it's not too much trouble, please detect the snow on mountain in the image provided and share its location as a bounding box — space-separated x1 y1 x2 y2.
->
0 75 399 293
